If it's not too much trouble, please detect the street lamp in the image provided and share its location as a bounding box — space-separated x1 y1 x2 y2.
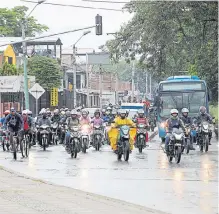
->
22 0 46 110
71 30 91 108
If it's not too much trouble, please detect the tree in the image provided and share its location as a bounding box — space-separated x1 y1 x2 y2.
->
106 1 218 101
0 62 21 76
0 6 48 37
28 56 61 90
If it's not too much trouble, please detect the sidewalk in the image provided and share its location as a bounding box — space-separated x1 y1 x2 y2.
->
0 167 167 214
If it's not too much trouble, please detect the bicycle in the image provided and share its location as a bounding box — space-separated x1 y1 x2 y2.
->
9 132 19 160
21 131 30 158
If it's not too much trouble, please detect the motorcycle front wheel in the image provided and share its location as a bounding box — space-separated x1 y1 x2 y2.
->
204 135 209 152
123 141 130 161
175 147 182 164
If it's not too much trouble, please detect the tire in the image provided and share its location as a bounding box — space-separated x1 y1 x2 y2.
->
117 152 122 160
186 139 190 154
151 126 154 132
168 155 173 162
204 135 209 152
2 139 6 151
43 138 47 151
176 147 182 164
25 140 30 158
20 140 25 158
82 139 87 153
123 141 130 161
12 138 17 160
139 146 143 153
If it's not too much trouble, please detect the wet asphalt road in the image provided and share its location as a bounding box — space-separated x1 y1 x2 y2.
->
0 133 218 214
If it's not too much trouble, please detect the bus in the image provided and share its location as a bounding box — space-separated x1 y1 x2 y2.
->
156 75 210 142
120 103 146 119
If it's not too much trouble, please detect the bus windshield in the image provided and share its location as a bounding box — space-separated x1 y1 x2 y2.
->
159 91 206 117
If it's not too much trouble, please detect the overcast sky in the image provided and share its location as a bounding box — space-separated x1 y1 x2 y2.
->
2 0 132 52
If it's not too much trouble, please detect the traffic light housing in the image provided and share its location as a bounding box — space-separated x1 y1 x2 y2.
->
95 14 102 35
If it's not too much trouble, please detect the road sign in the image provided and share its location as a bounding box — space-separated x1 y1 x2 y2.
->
51 88 58 106
29 83 45 99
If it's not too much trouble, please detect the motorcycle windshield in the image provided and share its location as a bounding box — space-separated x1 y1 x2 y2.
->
41 125 49 129
81 124 91 134
172 128 183 135
120 126 130 135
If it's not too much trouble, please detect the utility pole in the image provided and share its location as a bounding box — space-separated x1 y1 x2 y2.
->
131 61 135 102
149 73 152 97
86 53 90 107
21 0 46 110
99 65 103 108
145 71 148 97
72 44 77 108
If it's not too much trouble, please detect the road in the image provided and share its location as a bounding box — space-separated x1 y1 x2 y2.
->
0 134 218 214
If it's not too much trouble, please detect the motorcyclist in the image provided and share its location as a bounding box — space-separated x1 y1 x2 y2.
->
148 107 156 125
112 109 136 152
80 110 91 125
0 110 10 126
51 109 61 123
37 110 51 145
165 109 186 153
196 106 213 145
65 110 80 148
27 110 36 145
46 109 52 119
91 109 103 126
135 109 149 127
4 107 24 145
180 108 195 150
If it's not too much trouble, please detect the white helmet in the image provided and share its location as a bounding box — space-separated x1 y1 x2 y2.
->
170 109 178 115
181 108 189 113
60 110 65 115
22 110 27 115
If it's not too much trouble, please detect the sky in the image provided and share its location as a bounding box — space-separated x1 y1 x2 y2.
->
1 0 133 53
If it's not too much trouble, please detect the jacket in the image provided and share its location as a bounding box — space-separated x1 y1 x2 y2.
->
114 117 135 127
166 117 185 133
4 113 24 130
38 118 51 127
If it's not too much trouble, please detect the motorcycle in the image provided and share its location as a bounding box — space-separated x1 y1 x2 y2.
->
68 126 81 158
117 125 131 161
39 124 50 151
0 129 10 151
51 122 59 145
167 128 184 163
213 117 218 139
198 121 210 152
149 118 156 132
93 125 103 151
183 124 195 154
80 124 91 153
135 124 147 153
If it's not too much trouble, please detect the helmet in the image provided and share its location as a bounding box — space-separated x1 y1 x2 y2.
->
94 109 100 115
119 109 126 119
10 107 16 112
199 106 206 115
137 109 144 114
60 111 65 116
170 109 178 115
4 110 10 115
107 107 112 111
102 109 106 113
112 109 117 115
54 109 59 115
66 110 71 117
181 108 189 113
22 110 27 115
170 109 178 119
64 108 69 112
70 110 77 115
41 109 47 116
81 110 88 116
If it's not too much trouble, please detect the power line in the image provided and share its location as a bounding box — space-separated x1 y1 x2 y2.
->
81 0 130 3
21 0 123 11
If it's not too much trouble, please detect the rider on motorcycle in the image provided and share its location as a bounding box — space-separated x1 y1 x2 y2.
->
65 110 80 147
180 108 195 150
113 109 136 152
51 109 61 123
165 109 186 153
135 109 149 127
80 110 91 125
37 110 51 145
196 106 213 145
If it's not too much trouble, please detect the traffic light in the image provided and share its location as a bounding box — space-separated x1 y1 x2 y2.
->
95 14 102 35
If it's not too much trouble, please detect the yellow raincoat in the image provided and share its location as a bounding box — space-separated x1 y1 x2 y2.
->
108 117 136 151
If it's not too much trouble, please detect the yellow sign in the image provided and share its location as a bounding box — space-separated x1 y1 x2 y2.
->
51 88 58 106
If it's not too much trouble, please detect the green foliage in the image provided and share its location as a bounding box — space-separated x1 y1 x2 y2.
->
106 1 218 101
210 105 218 121
0 62 21 75
0 6 48 37
28 56 61 90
